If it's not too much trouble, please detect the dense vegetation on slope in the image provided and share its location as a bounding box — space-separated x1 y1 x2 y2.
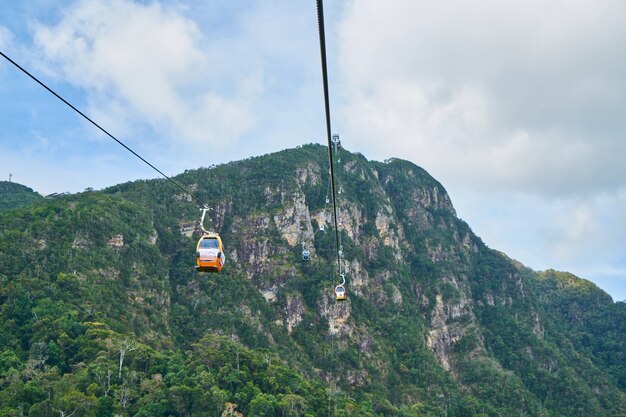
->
0 144 624 416
0 181 43 211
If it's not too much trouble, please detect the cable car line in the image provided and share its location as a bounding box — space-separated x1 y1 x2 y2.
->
316 0 342 279
316 1 346 415
0 50 208 210
0 50 237 274
1 46 336 274
316 0 347 297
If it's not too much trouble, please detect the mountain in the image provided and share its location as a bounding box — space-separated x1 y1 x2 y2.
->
0 144 624 416
0 181 43 211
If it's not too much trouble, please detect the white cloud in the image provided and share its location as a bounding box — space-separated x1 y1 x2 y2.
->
336 0 626 301
31 0 259 146
338 0 626 196
451 186 626 300
0 26 12 50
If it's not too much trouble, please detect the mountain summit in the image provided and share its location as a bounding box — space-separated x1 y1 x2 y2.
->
0 180 43 211
0 144 624 416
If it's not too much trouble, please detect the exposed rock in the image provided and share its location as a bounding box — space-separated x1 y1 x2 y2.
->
515 273 526 298
261 289 277 303
174 193 192 202
178 221 197 238
414 285 430 308
374 271 394 284
363 236 381 261
484 293 495 306
310 210 331 232
263 186 279 206
427 278 483 373
389 284 403 305
359 342 373 361
412 186 456 216
532 312 544 339
273 193 313 247
374 206 402 256
319 294 351 336
427 243 447 263
244 238 273 277
97 267 120 281
405 205 434 231
336 201 362 241
347 259 369 296
462 232 479 253
343 160 367 181
108 234 124 248
427 294 465 371
295 163 321 186
284 293 305 334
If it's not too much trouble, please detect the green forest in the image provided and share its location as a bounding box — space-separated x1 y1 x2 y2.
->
1 144 625 416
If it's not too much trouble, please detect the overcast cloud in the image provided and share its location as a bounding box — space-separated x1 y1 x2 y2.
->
336 0 626 299
338 0 626 194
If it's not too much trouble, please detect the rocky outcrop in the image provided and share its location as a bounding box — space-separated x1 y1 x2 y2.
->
427 293 466 372
108 234 124 248
284 293 306 334
319 294 352 336
273 193 313 247
374 205 403 256
295 163 322 186
427 272 485 372
412 186 456 216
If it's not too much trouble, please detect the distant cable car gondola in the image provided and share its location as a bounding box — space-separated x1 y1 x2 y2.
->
335 273 347 301
301 241 310 261
196 207 225 273
335 285 346 301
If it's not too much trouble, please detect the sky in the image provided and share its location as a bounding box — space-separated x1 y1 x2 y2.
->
1 0 625 301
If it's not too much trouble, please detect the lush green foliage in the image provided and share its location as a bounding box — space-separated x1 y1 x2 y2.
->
0 145 624 416
0 181 43 211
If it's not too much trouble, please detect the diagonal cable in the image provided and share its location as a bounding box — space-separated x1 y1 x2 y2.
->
0 50 207 208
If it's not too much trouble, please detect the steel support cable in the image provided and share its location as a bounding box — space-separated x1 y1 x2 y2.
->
316 2 341 417
1 51 279 240
0 50 208 209
316 0 342 277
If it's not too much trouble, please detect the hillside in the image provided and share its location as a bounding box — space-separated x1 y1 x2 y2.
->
0 144 624 417
0 181 43 211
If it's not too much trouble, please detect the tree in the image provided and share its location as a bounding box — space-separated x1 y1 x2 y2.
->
117 339 137 380
248 393 277 417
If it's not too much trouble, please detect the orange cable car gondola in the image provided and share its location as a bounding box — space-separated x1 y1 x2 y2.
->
196 208 225 273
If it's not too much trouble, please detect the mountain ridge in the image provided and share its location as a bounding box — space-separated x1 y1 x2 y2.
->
0 143 624 416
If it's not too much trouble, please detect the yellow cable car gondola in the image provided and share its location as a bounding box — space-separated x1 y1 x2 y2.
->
335 284 346 301
196 207 225 273
335 273 347 301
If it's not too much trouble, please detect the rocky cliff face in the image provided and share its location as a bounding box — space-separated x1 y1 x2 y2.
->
2 144 624 416
170 146 625 414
